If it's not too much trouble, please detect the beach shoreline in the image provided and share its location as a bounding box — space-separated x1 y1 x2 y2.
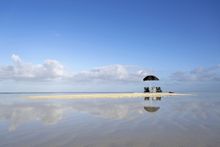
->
27 92 191 99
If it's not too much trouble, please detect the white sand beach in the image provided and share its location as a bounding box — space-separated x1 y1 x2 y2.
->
27 92 190 99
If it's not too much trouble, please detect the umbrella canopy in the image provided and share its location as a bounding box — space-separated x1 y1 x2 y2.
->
144 106 160 112
143 75 159 81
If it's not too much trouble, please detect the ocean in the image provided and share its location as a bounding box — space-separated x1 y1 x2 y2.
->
0 92 220 147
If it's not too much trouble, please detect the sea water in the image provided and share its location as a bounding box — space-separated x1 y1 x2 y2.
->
0 92 220 147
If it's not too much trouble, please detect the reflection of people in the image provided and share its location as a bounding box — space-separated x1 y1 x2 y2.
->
144 97 162 101
144 97 150 100
156 97 161 100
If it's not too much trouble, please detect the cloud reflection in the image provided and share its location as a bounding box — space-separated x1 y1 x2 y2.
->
0 100 146 131
0 104 67 131
1 96 219 132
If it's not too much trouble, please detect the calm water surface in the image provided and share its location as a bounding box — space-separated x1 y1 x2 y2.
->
0 93 220 147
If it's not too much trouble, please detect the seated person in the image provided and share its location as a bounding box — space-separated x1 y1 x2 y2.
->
144 87 150 93
156 87 162 93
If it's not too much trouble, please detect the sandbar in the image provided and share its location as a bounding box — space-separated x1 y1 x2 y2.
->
27 92 191 100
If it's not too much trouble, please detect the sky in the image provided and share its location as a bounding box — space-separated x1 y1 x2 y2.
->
0 0 220 92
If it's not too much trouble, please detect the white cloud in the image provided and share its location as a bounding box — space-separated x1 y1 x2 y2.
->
171 65 220 81
0 54 66 81
75 64 128 81
72 65 151 83
11 54 22 64
0 55 151 83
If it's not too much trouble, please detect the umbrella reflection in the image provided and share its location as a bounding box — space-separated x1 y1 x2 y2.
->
144 96 162 113
144 106 160 113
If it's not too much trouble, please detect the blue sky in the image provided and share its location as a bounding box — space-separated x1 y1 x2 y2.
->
0 0 220 92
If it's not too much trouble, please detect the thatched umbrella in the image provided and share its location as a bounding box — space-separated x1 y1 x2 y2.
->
143 75 159 81
144 106 160 113
143 75 159 92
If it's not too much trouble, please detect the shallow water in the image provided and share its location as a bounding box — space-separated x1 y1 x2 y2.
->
0 93 220 147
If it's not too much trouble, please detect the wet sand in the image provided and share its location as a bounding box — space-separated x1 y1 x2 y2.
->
27 92 190 99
